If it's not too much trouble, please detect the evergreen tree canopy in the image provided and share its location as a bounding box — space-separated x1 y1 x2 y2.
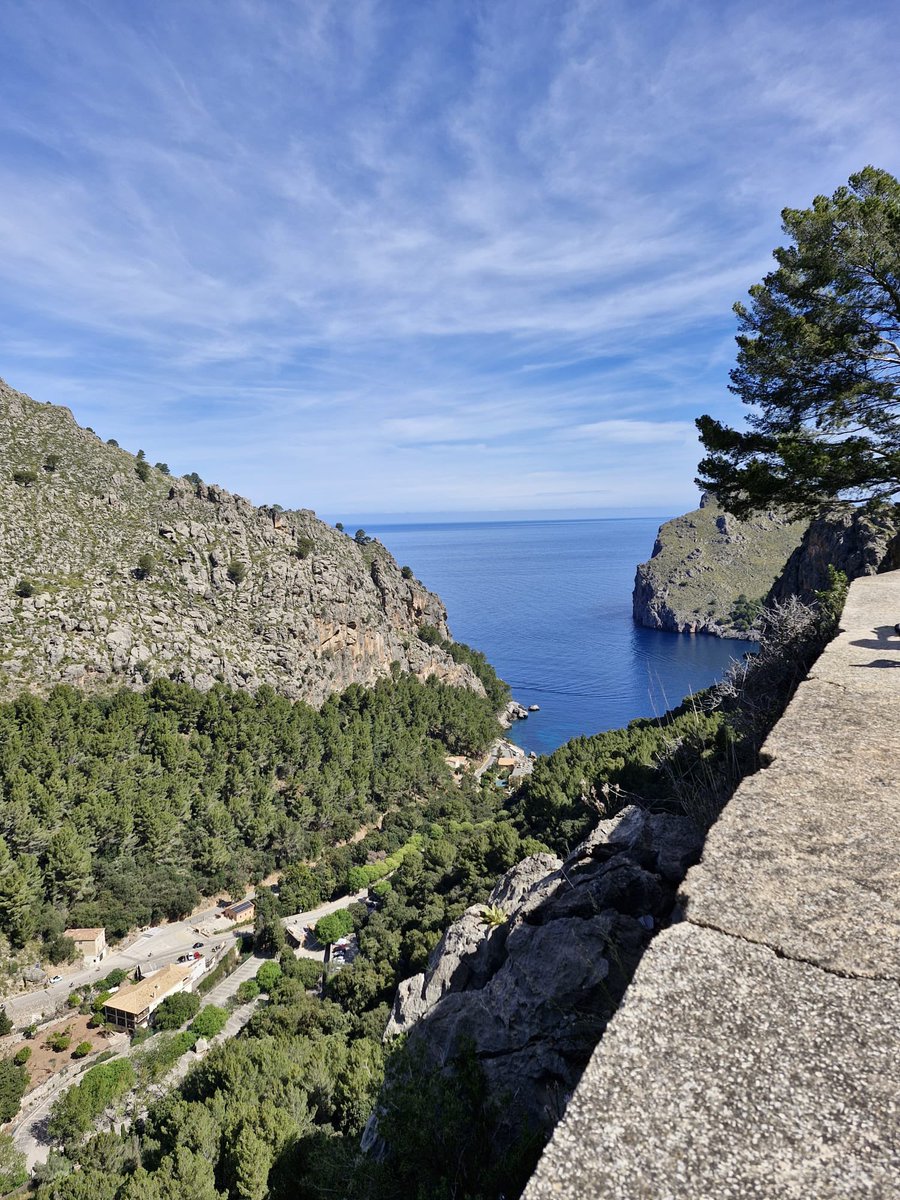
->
697 166 900 518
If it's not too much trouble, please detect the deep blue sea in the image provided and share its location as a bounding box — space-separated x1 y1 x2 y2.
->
367 518 754 757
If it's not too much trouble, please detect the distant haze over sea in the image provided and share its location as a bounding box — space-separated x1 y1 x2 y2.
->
366 517 753 756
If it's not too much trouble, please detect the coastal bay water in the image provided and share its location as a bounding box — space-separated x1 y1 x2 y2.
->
367 518 755 756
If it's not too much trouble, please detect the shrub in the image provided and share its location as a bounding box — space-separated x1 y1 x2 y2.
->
67 991 82 1008
354 529 369 544
0 1060 28 1122
135 459 151 482
45 1028 72 1052
190 1005 228 1038
730 593 763 633
12 468 38 486
314 909 355 945
43 453 61 472
479 904 507 928
198 947 238 995
418 622 443 646
155 462 170 475
254 961 281 993
335 522 344 531
294 536 315 559
292 958 323 989
0 1007 11 1036
47 934 78 965
15 580 35 598
107 438 119 447
12 1047 31 1067
135 552 155 580
236 979 260 1004
72 1041 92 1059
134 1030 197 1084
48 1059 135 1141
102 968 127 989
226 559 247 585
0 1131 27 1193
401 565 414 579
152 991 200 1030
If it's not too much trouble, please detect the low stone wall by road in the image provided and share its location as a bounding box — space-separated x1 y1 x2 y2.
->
526 571 900 1199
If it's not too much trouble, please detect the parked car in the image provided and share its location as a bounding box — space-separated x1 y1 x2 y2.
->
50 975 62 984
192 942 204 949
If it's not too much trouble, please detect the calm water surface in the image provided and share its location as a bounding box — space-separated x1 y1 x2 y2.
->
368 518 754 756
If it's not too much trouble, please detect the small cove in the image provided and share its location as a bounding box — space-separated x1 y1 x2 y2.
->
367 517 756 756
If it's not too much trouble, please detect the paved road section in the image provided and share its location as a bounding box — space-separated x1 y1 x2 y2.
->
8 888 369 1174
3 903 242 1026
526 571 900 1200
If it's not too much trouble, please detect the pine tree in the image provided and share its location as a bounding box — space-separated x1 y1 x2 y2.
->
697 166 900 518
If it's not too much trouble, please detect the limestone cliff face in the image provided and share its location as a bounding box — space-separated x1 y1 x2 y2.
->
632 495 807 637
0 380 482 702
767 506 900 606
376 806 701 1158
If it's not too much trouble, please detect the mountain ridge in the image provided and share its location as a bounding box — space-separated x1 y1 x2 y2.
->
0 379 483 703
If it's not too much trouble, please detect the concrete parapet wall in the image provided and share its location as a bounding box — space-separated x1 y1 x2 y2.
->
526 571 900 1199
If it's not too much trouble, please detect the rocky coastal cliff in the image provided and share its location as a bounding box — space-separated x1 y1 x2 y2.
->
0 380 482 702
632 495 806 636
633 492 900 639
768 506 900 605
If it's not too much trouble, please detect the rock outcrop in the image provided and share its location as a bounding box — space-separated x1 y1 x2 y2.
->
766 505 900 606
633 494 807 637
0 379 482 702
525 569 900 1200
380 805 702 1156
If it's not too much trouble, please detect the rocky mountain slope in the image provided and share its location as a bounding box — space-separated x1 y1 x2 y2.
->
632 495 807 636
768 506 900 605
0 379 481 702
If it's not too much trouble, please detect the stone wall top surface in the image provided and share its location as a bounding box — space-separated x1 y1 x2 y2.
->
526 570 900 1199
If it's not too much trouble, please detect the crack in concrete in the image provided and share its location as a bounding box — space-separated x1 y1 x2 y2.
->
683 913 900 983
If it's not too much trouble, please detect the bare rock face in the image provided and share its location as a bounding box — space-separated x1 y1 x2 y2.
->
380 806 704 1157
633 496 807 637
767 506 900 606
0 379 482 703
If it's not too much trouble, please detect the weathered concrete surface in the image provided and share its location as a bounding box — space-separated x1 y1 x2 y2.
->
682 573 900 977
525 924 900 1200
526 571 900 1199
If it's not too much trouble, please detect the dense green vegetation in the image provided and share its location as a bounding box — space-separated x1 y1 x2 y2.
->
32 764 546 1200
0 666 502 954
47 1059 136 1142
13 576 848 1200
25 657 784 1199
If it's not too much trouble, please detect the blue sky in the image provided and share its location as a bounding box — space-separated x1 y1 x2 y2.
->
1 0 899 519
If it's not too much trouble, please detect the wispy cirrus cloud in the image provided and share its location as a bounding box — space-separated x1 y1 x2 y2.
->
0 0 898 513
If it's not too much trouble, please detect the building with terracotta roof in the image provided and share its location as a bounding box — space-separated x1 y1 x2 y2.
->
65 927 106 963
102 962 194 1032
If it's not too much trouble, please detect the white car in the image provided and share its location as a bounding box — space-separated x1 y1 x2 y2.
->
50 975 63 984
